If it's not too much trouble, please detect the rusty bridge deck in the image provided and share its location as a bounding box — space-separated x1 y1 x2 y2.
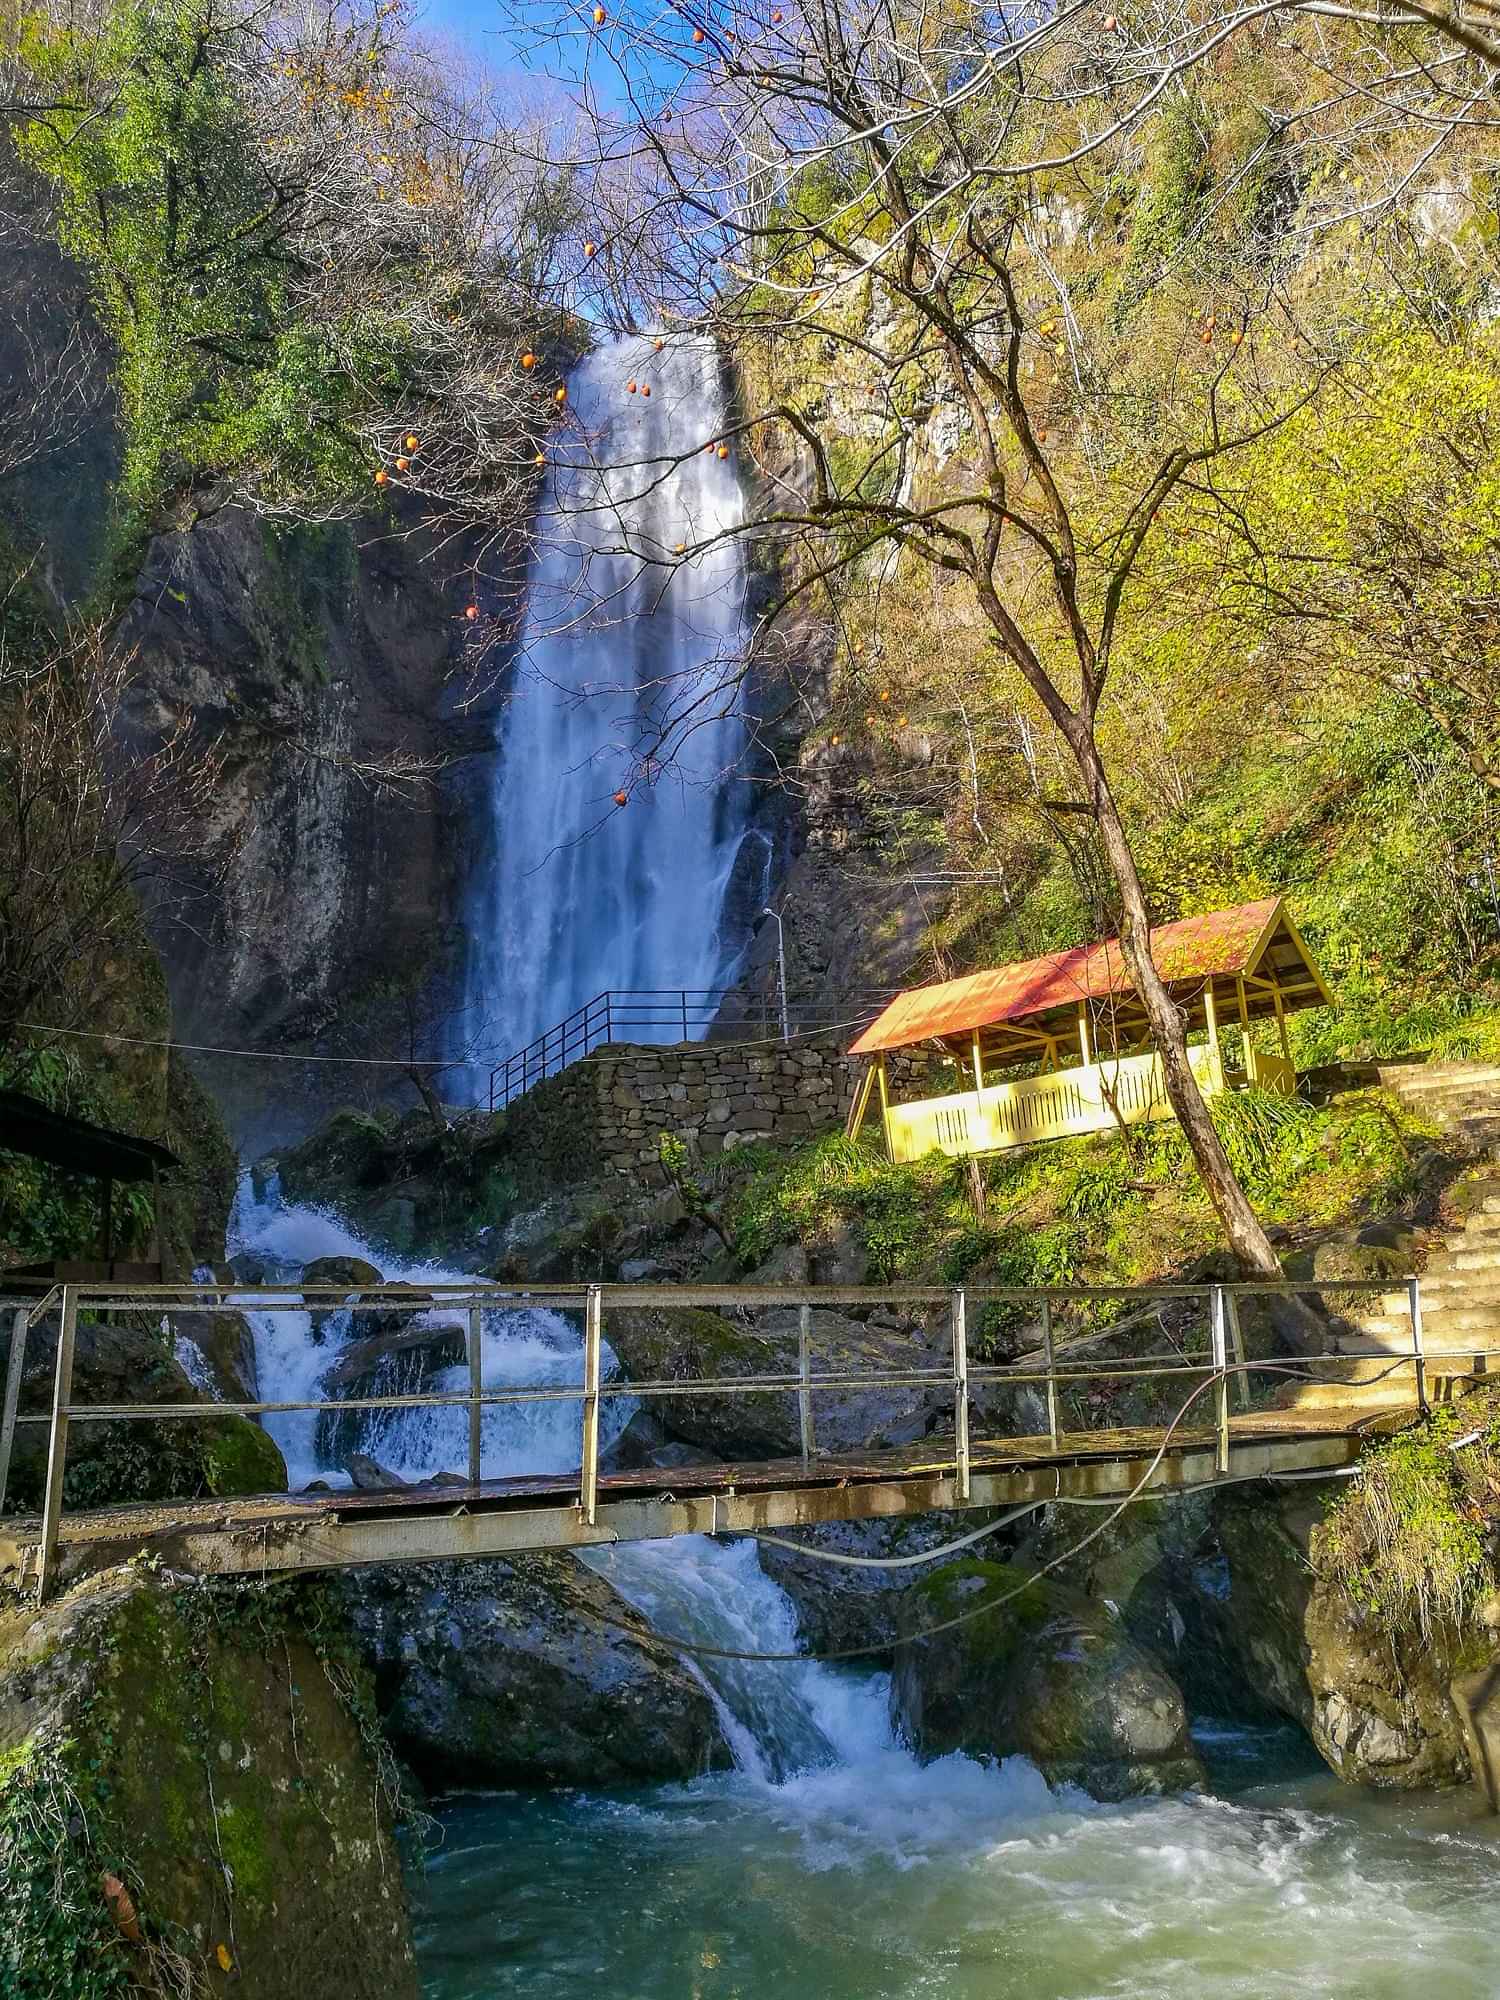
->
0 1401 1408 1592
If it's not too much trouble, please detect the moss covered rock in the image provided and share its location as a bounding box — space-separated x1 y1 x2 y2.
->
890 1558 1206 1801
4 1313 285 1514
0 1567 417 1999
1012 1494 1284 1723
1214 1483 1492 1788
604 1303 946 1458
339 1554 730 1787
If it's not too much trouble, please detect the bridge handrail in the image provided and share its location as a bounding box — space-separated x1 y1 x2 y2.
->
483 987 898 1110
0 1275 1435 1600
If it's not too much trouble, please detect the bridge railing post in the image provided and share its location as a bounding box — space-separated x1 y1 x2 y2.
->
1408 1275 1429 1414
38 1284 78 1602
1210 1284 1230 1475
1041 1298 1059 1449
580 1285 603 1527
798 1302 815 1469
952 1287 971 1503
466 1303 484 1488
1225 1289 1251 1411
0 1304 31 1518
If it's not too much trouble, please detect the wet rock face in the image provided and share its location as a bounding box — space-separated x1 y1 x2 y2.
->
1214 1485 1493 1790
889 1560 1206 1802
1013 1494 1286 1726
339 1554 732 1789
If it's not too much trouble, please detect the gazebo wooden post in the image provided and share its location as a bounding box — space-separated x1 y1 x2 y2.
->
1076 1002 1093 1067
1272 983 1292 1063
970 1031 985 1097
1235 974 1254 1085
875 1055 891 1150
1203 980 1221 1085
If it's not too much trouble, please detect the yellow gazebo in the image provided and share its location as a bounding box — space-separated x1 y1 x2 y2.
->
846 896 1332 1163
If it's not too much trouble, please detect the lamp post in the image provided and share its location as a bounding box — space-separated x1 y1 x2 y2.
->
761 905 790 1043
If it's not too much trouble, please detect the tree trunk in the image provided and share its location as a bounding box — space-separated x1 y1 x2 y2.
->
408 1064 449 1137
1065 727 1288 1285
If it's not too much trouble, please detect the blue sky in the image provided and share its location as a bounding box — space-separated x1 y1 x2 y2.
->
415 0 514 61
410 0 664 112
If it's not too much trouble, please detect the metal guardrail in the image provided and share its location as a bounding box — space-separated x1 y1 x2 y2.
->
485 988 895 1109
0 1275 1441 1601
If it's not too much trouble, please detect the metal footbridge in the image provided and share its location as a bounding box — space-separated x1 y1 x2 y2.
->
0 1278 1429 1600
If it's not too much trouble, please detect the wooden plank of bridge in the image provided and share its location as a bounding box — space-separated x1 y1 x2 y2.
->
0 1400 1410 1583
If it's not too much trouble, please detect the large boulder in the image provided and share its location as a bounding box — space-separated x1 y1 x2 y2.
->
0 1567 417 1999
169 1307 260 1403
890 1559 1206 1801
3 1311 285 1513
1011 1494 1284 1724
302 1253 387 1339
754 1513 1012 1658
602 1303 947 1459
339 1554 731 1788
1214 1484 1494 1788
302 1253 386 1291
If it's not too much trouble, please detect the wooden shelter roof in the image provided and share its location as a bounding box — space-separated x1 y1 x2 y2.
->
0 1089 179 1183
849 898 1330 1058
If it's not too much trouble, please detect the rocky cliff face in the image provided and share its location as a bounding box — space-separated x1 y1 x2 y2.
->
0 157 510 1157
117 509 504 1152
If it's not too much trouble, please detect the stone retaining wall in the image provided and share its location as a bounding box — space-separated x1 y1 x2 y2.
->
502 1038 925 1190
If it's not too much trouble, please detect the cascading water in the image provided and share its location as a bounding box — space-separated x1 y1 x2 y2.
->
228 327 856 1788
228 1175 847 1770
229 1176 636 1490
460 333 757 1076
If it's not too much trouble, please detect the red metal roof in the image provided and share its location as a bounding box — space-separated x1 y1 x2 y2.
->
850 898 1288 1055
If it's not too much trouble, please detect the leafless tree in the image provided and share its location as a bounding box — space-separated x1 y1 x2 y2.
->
0 605 229 1050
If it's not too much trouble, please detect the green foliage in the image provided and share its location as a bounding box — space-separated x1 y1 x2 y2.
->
0 1740 135 1999
1314 1390 1500 1639
729 1086 1423 1296
729 1132 973 1279
0 1044 154 1263
16 0 404 518
1112 90 1213 319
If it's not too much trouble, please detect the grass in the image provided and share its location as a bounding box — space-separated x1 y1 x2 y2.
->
723 1087 1430 1308
1313 1388 1500 1639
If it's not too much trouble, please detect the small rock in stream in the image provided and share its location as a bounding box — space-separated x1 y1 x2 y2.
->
346 1453 409 1491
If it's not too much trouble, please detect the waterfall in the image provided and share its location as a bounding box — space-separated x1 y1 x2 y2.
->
460 333 756 1079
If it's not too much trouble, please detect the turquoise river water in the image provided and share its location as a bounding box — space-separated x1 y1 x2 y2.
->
411 1723 1500 2000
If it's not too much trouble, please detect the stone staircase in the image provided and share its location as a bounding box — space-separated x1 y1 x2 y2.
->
1379 1060 1500 1154
1301 1063 1500 1408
